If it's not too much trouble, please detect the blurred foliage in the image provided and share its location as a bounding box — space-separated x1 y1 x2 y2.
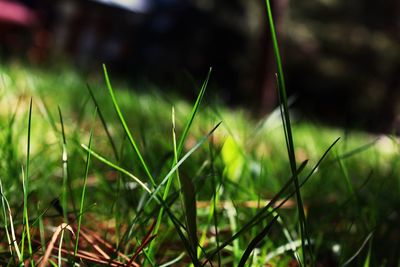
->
283 0 400 132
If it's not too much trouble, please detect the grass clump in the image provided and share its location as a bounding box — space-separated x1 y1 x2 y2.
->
0 5 399 266
0 61 399 266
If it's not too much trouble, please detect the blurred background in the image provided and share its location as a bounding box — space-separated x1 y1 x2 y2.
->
0 0 399 133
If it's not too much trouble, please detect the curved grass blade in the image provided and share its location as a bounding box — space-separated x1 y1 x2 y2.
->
39 223 75 267
102 64 155 187
299 137 341 187
159 253 185 267
329 138 378 164
341 231 374 267
81 145 152 194
238 215 279 267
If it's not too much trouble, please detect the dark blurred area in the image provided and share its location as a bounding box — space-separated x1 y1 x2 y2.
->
0 0 399 133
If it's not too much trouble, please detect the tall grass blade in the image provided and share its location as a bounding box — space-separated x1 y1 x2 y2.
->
22 98 34 266
172 107 199 262
74 108 97 258
176 68 211 157
265 1 311 264
200 142 222 265
58 107 70 223
238 215 279 267
102 64 155 186
150 70 211 258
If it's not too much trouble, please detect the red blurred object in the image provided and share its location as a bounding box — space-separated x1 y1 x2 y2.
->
0 0 42 61
0 0 37 27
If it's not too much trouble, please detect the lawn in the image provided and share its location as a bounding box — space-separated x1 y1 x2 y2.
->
0 60 398 267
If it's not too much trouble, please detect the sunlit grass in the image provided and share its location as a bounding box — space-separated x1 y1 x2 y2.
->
0 60 399 266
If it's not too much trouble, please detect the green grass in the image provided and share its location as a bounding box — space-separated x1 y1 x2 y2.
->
0 60 399 266
0 6 399 265
0 61 399 266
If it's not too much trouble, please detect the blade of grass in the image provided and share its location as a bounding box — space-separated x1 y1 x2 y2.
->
265 1 311 264
86 83 119 161
267 204 302 264
172 106 199 261
195 140 222 266
149 69 211 258
21 98 33 266
146 122 221 205
81 145 152 194
58 107 70 223
335 150 355 196
176 68 211 157
102 64 155 187
238 215 279 267
341 231 374 267
38 202 46 262
329 138 378 164
363 237 372 267
210 140 222 266
159 253 185 267
74 108 97 258
86 84 122 249
299 138 341 188
0 178 22 262
39 223 75 267
128 220 157 264
161 197 201 266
